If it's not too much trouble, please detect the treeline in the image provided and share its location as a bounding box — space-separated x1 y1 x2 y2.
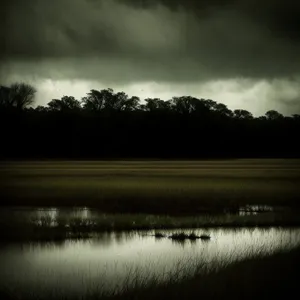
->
0 83 300 159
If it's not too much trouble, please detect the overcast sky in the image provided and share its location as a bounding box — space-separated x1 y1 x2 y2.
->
1 0 300 115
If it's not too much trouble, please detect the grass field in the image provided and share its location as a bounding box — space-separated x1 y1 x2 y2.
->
1 159 300 214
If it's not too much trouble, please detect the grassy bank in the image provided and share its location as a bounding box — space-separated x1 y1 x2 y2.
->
100 246 300 300
1 245 299 300
1 160 300 214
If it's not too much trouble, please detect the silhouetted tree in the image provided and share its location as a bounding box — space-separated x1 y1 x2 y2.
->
82 88 115 111
213 103 233 117
47 96 81 111
203 99 218 111
233 109 253 120
171 96 199 114
9 83 36 109
123 96 140 111
144 98 169 111
35 105 50 112
265 110 283 120
107 91 128 111
1 81 300 160
0 85 12 108
0 83 36 109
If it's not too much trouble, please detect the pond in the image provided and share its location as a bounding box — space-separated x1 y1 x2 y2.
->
1 226 300 299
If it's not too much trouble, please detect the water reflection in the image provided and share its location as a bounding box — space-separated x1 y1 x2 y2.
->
0 228 299 298
0 207 98 228
239 205 274 216
0 205 285 228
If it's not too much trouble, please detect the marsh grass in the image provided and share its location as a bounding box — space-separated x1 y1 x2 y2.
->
168 232 202 240
1 246 299 300
1 211 300 241
0 210 300 242
167 231 211 241
153 232 166 238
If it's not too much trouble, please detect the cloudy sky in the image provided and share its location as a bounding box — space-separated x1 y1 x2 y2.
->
1 0 300 115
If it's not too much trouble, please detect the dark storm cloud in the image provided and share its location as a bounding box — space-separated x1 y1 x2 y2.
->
119 0 300 39
1 0 300 84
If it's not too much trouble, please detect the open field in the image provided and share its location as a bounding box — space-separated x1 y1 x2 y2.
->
1 159 300 214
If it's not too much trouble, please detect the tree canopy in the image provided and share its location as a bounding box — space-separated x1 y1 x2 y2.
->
0 83 299 159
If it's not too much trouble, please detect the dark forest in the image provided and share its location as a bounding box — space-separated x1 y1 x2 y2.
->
1 83 299 160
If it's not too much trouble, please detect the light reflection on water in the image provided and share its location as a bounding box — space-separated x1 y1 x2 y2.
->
238 205 274 216
0 205 288 228
0 227 300 298
0 207 97 228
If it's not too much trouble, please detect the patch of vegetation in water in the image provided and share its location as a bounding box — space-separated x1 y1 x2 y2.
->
168 232 211 241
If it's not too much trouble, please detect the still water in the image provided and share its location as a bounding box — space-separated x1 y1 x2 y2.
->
1 227 300 298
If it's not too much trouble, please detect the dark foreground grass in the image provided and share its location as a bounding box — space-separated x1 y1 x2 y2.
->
100 246 300 300
1 246 299 300
1 160 300 214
